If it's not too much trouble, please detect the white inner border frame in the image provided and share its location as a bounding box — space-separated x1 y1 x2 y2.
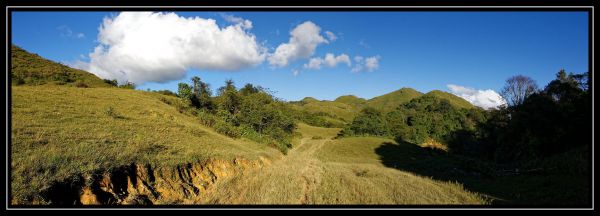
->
4 5 594 210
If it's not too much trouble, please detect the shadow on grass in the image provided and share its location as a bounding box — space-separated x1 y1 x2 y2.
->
375 141 590 206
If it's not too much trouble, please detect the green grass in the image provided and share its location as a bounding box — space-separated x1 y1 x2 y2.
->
366 88 423 112
423 90 474 109
334 95 367 107
290 99 361 123
11 45 111 88
11 85 280 202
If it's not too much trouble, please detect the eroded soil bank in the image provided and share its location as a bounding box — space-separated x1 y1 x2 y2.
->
13 157 270 205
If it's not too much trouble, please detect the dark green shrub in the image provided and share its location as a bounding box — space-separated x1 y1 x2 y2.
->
75 81 88 88
213 121 240 138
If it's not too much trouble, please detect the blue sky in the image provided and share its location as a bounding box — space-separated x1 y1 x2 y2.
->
11 11 589 107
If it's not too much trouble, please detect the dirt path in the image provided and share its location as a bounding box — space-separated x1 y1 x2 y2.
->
197 124 488 205
197 124 336 204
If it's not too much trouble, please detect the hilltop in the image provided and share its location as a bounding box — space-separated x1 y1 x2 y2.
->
365 88 424 112
11 45 111 87
423 90 474 110
334 95 367 107
292 87 476 127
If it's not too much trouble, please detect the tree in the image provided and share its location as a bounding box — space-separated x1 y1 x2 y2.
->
178 83 192 100
191 76 201 98
471 70 591 163
501 75 538 107
119 81 136 89
217 79 241 115
198 81 214 110
240 83 261 96
342 107 390 137
103 79 118 87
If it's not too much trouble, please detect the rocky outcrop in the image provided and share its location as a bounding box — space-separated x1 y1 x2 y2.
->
22 157 268 205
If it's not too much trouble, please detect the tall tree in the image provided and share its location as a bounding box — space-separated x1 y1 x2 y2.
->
198 81 213 110
501 75 538 107
191 76 201 98
218 79 241 115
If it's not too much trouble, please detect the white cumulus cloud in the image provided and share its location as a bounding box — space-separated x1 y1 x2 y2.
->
78 12 266 84
447 84 507 109
351 55 380 73
268 21 329 67
304 53 351 70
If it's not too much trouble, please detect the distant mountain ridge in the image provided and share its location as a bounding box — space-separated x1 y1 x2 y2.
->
292 87 475 125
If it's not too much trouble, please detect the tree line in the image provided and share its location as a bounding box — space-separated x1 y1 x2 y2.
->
340 69 590 166
175 76 296 154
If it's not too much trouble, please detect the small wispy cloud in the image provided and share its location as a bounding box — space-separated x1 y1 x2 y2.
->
57 25 85 39
303 53 351 70
292 69 300 76
359 39 370 49
325 31 337 42
351 55 380 73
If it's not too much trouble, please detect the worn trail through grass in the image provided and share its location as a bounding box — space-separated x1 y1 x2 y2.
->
199 123 488 205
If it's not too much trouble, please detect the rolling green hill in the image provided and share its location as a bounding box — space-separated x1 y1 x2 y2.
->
291 98 363 124
365 88 423 112
291 87 477 128
11 45 111 87
424 90 474 109
334 95 367 107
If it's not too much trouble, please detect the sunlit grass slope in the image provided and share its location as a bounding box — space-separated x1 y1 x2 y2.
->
291 98 362 123
365 87 423 112
11 45 111 87
424 90 474 109
11 85 280 201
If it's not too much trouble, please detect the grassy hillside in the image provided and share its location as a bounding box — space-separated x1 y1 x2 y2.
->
366 88 423 112
424 90 474 109
290 99 362 124
334 95 367 107
292 88 476 127
11 85 280 202
11 45 111 87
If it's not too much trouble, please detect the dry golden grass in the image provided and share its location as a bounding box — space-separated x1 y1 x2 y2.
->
199 123 488 204
419 138 449 152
